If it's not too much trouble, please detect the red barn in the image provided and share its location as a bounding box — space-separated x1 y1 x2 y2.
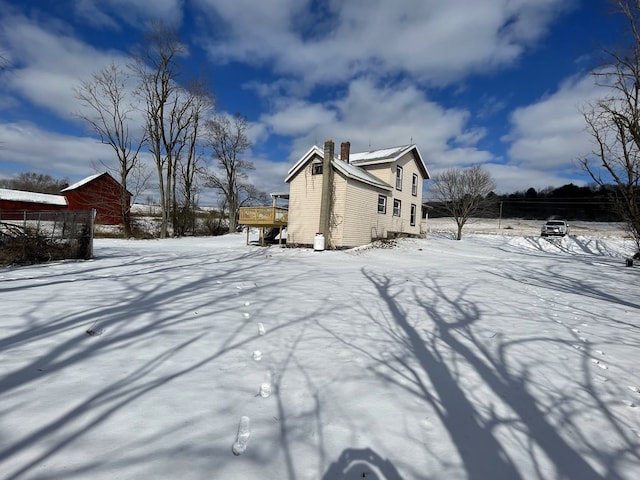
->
61 172 130 225
0 188 67 219
0 172 129 225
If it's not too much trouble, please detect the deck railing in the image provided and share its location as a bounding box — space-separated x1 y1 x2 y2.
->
239 206 288 226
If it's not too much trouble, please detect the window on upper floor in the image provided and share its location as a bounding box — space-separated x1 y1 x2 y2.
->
378 195 387 214
412 173 418 196
410 203 417 226
312 163 323 175
395 166 403 190
393 199 401 217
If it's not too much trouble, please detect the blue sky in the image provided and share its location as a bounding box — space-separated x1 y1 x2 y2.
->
0 0 624 204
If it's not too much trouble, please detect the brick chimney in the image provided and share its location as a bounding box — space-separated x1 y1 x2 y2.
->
340 141 351 163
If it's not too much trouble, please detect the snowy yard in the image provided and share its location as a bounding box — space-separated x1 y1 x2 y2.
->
1 223 639 479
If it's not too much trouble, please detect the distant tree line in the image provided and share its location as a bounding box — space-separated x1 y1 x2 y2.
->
0 172 69 194
4 171 625 224
427 183 624 222
494 184 621 222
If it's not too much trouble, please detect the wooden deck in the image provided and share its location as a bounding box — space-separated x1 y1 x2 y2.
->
239 206 288 226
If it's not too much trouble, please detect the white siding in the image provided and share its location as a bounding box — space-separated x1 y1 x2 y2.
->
387 152 424 236
340 177 389 247
287 161 323 245
287 148 426 248
360 152 424 237
363 164 392 185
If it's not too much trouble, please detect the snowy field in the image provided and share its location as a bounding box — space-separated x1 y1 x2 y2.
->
1 221 639 479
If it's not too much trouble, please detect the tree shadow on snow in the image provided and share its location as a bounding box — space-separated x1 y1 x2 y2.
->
489 258 640 330
0 245 333 478
354 268 637 480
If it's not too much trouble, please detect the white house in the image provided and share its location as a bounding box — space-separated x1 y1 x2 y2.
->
284 140 430 248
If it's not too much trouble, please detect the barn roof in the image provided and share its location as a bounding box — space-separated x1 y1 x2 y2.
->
60 173 103 192
0 188 67 206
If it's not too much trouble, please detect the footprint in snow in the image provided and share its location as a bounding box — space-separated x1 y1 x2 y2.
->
252 350 262 361
259 372 272 398
591 359 608 370
243 312 251 319
232 416 251 456
258 323 266 336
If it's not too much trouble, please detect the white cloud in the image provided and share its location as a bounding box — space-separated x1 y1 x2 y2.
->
244 157 291 196
0 14 130 121
260 78 494 170
0 0 595 200
195 0 573 86
455 127 488 147
505 73 600 169
423 163 587 197
73 0 184 28
261 101 337 137
483 163 586 194
0 122 119 179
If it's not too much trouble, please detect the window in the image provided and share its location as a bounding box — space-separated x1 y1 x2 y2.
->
393 199 401 217
395 166 403 190
412 174 418 196
378 195 387 214
312 163 323 175
410 204 417 226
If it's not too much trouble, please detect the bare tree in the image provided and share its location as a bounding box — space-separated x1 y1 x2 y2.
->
580 0 640 250
130 22 189 238
204 113 264 232
428 165 497 240
75 62 146 237
172 83 214 236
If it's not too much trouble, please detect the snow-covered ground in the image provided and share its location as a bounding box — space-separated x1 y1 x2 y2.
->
1 222 639 479
426 217 631 238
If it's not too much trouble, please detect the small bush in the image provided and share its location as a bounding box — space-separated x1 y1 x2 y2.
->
0 223 91 266
200 214 229 236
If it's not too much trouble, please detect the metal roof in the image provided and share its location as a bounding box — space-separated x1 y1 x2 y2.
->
0 188 67 206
